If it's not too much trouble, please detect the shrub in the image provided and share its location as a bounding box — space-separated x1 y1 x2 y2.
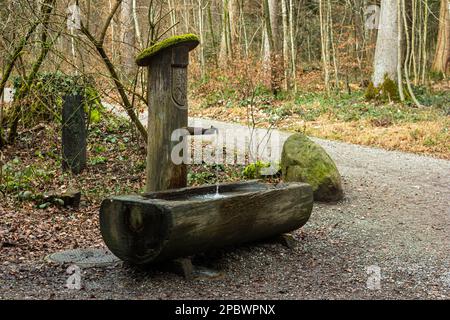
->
12 72 103 126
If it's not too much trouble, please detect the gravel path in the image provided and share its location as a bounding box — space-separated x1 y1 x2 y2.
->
1 116 449 300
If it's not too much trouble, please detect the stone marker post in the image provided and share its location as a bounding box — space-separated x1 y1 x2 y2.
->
136 34 199 192
62 93 87 174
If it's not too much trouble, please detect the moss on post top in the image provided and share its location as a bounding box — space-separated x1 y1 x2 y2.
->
136 34 200 66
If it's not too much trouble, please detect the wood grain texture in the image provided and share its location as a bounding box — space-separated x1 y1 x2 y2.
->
146 46 189 192
100 181 314 265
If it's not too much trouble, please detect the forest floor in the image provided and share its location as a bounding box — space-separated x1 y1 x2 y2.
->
0 114 449 300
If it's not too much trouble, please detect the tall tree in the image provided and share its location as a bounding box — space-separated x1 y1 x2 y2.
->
432 0 449 75
281 0 290 90
319 0 330 93
197 0 206 77
263 0 282 92
372 0 400 87
219 0 239 64
120 0 136 79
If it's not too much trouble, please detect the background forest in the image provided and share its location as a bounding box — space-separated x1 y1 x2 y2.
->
0 0 448 153
0 0 449 200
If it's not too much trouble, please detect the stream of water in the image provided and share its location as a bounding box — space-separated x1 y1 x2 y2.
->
192 130 226 201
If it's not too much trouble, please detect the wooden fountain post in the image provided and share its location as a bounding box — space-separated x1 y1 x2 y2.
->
136 34 200 192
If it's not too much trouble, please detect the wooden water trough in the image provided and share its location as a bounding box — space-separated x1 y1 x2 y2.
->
99 35 314 268
100 181 313 265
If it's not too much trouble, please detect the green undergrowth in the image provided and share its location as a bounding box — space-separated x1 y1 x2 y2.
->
12 72 103 127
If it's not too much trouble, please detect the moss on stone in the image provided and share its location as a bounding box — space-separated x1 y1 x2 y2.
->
281 133 343 202
136 34 200 66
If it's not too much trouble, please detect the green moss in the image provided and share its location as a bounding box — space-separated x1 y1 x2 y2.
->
281 133 343 202
365 82 377 100
365 74 401 102
429 71 445 81
242 161 272 179
136 34 200 66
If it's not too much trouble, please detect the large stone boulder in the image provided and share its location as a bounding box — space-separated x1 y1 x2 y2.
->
281 134 344 202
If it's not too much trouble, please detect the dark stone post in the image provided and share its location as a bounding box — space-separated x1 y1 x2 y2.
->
136 34 199 192
62 94 87 174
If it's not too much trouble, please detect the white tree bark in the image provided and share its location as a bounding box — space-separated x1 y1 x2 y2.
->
198 0 206 77
219 0 239 64
289 0 297 92
268 0 279 52
120 0 136 78
372 0 399 87
132 0 142 49
282 0 290 90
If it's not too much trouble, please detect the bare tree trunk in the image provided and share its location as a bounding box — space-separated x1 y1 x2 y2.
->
319 0 330 94
219 0 239 64
120 0 136 80
268 0 279 52
432 0 449 75
197 0 206 77
289 0 297 92
411 0 418 84
132 0 142 49
263 0 282 92
229 0 240 57
401 0 422 106
207 2 218 66
373 0 399 87
327 0 339 90
168 0 178 36
281 0 290 91
219 0 230 64
397 0 405 101
421 0 429 84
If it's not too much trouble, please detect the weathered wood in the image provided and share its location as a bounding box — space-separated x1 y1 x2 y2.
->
62 94 86 174
100 181 313 265
141 35 199 193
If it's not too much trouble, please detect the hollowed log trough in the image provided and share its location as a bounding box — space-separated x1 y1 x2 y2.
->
100 181 313 265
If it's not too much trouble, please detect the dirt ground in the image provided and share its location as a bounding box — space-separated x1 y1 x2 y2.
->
0 120 449 300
